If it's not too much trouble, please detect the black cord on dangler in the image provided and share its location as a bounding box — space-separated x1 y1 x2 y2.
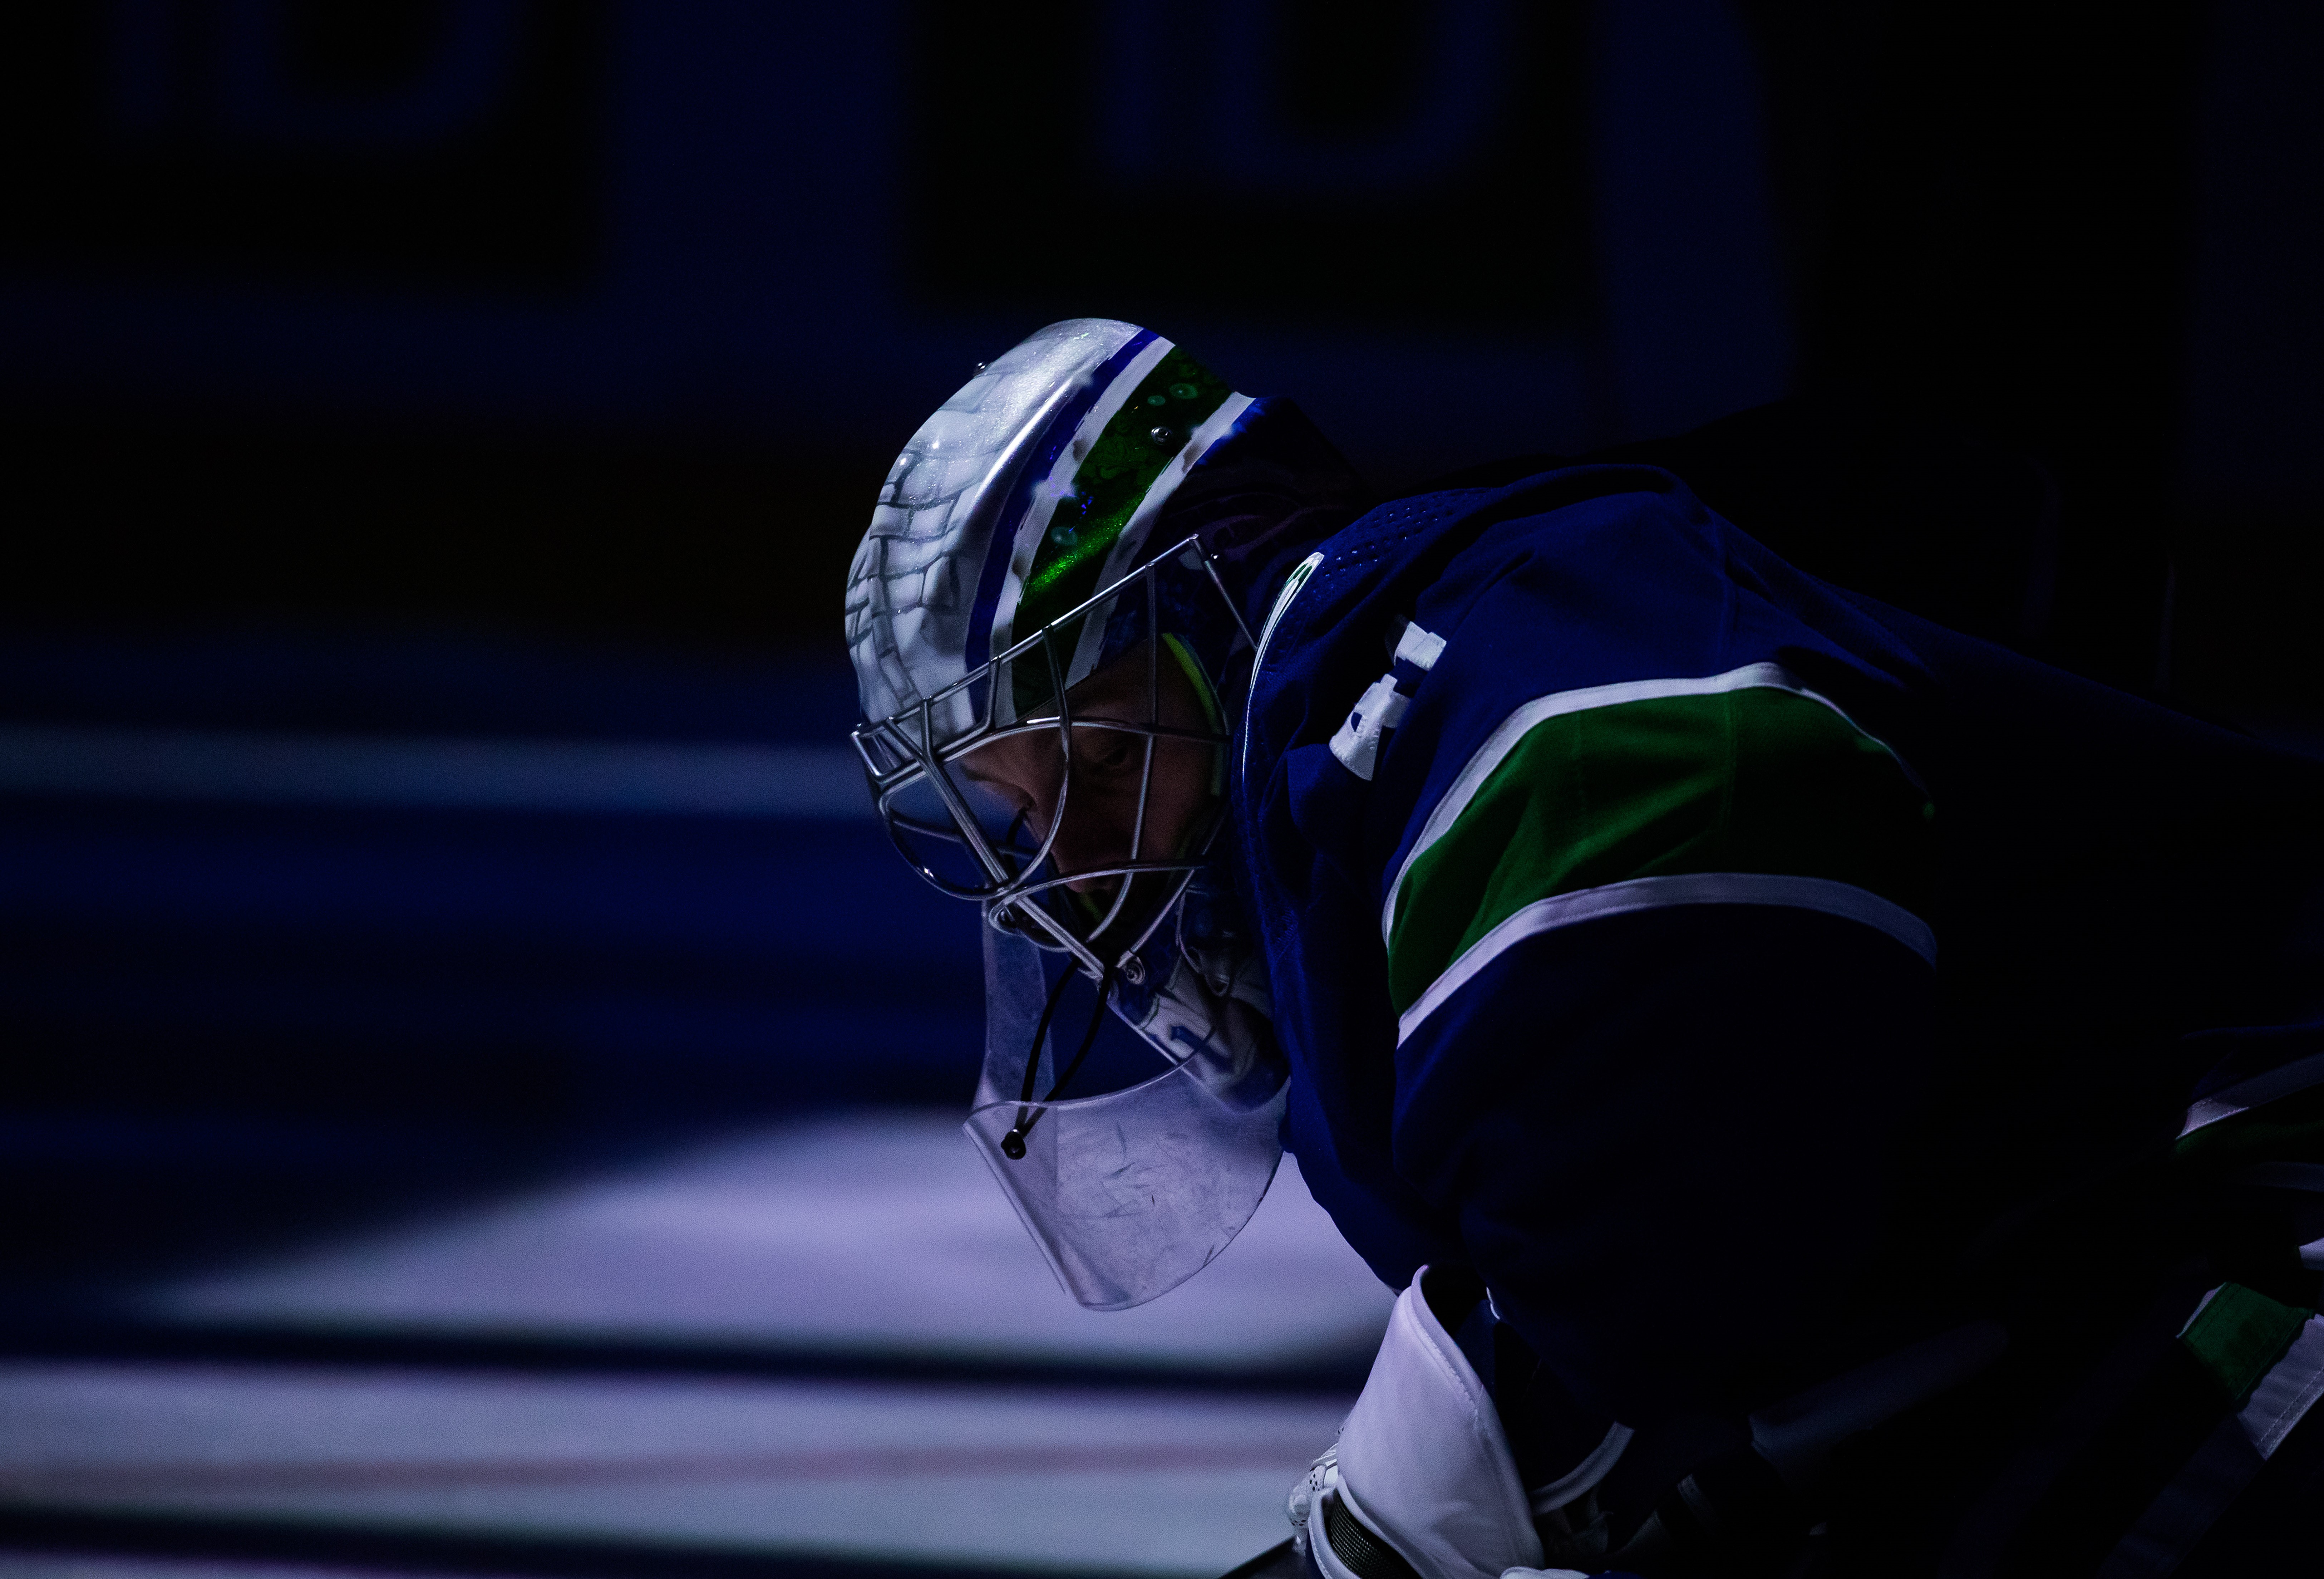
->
1000 958 1119 1160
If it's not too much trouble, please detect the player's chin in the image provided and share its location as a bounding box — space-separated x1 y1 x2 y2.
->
1070 872 1179 955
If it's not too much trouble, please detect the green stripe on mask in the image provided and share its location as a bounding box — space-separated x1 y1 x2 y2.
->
1014 347 1232 641
1386 687 1937 1011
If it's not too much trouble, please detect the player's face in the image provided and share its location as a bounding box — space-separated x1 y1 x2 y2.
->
958 648 1218 903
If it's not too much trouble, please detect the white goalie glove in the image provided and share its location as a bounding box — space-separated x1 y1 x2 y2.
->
1287 1268 1630 1579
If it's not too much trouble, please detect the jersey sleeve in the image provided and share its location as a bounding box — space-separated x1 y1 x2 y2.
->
1382 661 1944 1427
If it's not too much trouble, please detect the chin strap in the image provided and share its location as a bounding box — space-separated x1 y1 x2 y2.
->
1111 864 1281 1085
1000 959 1118 1160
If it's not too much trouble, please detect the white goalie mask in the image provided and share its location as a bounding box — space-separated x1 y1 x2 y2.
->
845 319 1361 1309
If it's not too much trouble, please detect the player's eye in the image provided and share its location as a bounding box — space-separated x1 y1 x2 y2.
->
1082 733 1136 774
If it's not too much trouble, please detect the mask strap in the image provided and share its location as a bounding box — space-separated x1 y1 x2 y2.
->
1161 633 1229 801
1000 958 1120 1160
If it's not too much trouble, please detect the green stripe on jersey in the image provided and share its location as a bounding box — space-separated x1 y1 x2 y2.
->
1385 686 1935 1011
2181 1283 2314 1405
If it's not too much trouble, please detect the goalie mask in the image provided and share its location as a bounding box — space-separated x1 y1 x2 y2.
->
845 318 1362 1309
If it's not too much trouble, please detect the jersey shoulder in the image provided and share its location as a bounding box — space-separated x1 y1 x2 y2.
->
1242 464 1943 1034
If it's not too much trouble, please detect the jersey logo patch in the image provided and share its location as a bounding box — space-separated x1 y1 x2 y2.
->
1329 621 1444 781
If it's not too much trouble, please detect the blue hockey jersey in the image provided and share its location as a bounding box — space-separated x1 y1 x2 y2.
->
1226 463 2324 1502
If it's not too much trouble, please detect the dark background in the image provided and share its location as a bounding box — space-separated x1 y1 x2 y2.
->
1 0 2317 1298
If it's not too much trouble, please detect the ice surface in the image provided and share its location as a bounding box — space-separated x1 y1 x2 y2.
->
145 1111 1392 1372
0 1360 1345 1575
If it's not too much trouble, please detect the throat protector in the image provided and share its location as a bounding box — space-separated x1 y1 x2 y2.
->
965 876 1287 1310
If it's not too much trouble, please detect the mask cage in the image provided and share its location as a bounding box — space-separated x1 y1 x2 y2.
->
851 536 1252 982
